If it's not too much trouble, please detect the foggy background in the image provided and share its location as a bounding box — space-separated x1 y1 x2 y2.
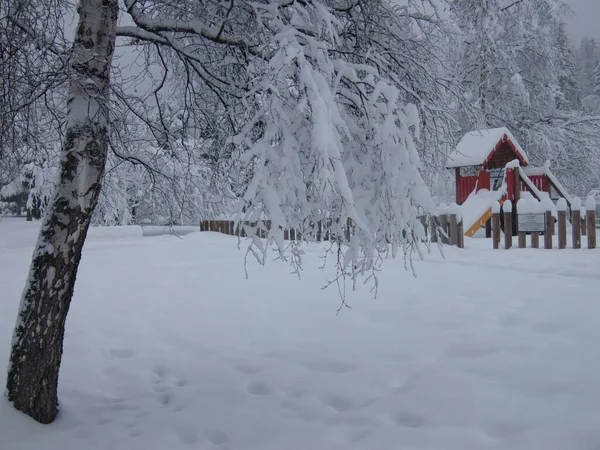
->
566 0 599 43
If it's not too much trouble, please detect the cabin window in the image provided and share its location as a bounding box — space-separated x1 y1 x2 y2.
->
490 169 504 190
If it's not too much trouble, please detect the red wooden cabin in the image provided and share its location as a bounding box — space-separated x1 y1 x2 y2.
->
447 128 549 205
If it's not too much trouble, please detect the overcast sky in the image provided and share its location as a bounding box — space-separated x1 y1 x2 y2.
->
565 0 600 44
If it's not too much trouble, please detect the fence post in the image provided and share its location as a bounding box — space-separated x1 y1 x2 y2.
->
531 232 539 248
449 214 458 247
457 216 464 248
544 210 553 249
485 219 492 238
518 230 526 248
586 196 596 249
492 201 501 249
419 215 428 243
344 218 352 242
504 200 513 249
571 197 582 249
557 198 567 249
517 199 526 248
581 209 587 236
438 214 449 244
430 216 438 243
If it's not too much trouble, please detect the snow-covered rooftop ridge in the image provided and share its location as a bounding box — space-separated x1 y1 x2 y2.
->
447 127 529 169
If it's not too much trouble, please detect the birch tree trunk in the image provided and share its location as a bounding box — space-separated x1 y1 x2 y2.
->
5 0 118 424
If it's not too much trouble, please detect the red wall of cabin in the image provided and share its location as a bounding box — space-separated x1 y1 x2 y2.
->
456 168 478 205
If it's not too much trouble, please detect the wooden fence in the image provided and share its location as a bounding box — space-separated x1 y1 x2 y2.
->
200 214 465 248
491 198 597 250
423 214 464 248
199 219 350 242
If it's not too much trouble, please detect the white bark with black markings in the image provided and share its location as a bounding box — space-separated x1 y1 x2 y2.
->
5 0 118 424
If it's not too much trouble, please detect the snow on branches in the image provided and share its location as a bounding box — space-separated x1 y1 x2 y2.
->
227 1 434 277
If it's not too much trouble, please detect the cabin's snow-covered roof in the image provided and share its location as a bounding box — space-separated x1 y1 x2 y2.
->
447 127 529 168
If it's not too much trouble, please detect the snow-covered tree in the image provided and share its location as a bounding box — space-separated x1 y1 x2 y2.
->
577 37 599 98
6 0 119 424
0 0 67 188
593 61 600 97
6 0 438 424
553 22 580 110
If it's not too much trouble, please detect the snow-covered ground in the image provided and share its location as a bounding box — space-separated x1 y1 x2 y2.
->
1 218 600 450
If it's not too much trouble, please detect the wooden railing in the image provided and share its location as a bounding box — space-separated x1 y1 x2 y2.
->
526 174 547 192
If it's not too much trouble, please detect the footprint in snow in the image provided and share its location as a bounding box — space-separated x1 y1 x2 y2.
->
348 429 370 443
203 429 230 446
128 428 143 437
233 363 262 374
321 394 355 412
393 411 428 429
179 429 200 445
534 322 564 334
499 314 524 328
73 428 93 439
153 384 171 393
108 348 135 359
152 363 169 378
485 420 531 440
175 378 188 387
305 360 357 374
157 391 173 405
445 343 499 359
247 381 272 396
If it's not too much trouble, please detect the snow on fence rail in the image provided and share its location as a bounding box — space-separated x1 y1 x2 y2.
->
491 196 597 250
200 212 465 248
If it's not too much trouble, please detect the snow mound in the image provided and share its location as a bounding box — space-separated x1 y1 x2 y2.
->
460 189 505 231
87 225 143 241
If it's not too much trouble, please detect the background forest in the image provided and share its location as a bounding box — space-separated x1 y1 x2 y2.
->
2 0 600 225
